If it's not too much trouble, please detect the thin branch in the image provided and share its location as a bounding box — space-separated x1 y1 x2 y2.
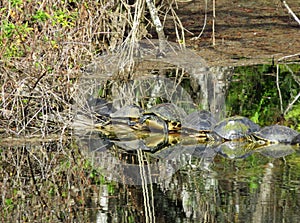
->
192 0 208 40
284 91 300 115
278 52 300 62
276 64 283 113
212 0 216 46
281 0 300 26
283 64 300 114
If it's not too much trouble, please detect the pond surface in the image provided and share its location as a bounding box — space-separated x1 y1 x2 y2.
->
76 131 300 223
1 135 299 222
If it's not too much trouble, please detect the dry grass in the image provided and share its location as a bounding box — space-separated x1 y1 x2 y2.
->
0 0 184 137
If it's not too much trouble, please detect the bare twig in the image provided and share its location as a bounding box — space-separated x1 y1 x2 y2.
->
212 0 216 46
281 0 300 26
277 53 300 114
284 91 300 115
276 64 284 113
192 0 208 40
170 7 186 47
278 52 300 62
282 64 300 114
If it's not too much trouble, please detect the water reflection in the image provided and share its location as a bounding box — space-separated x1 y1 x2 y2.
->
0 136 299 222
75 130 300 223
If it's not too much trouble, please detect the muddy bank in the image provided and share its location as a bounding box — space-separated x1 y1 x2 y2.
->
165 0 300 66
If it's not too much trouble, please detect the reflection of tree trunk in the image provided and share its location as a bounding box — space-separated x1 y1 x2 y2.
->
212 0 216 46
191 67 233 120
252 163 274 223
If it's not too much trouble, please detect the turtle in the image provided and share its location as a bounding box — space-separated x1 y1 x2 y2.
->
213 116 260 141
140 103 187 133
253 125 299 144
110 104 143 126
182 110 218 140
87 97 115 117
291 134 300 146
76 97 114 126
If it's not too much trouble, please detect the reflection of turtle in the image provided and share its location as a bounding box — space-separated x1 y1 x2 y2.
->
113 132 179 152
110 104 143 126
113 139 149 152
214 116 260 140
291 134 300 146
253 125 299 144
182 110 217 139
140 103 186 133
153 141 218 172
256 144 295 158
216 141 256 159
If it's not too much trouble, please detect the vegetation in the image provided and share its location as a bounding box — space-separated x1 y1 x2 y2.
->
0 0 299 136
0 0 185 136
227 64 300 127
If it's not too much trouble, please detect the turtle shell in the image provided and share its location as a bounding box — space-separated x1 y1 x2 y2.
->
110 104 142 119
142 103 187 131
182 110 216 133
87 97 115 116
214 116 260 140
253 125 299 143
110 104 143 125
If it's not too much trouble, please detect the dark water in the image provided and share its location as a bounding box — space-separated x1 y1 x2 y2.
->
77 130 300 223
1 136 299 222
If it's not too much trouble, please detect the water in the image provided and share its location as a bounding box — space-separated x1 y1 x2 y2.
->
77 131 300 223
1 123 300 222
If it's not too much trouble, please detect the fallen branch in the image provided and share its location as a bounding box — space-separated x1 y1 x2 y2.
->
145 0 167 54
278 52 300 62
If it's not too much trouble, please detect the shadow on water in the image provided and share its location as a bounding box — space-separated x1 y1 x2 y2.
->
1 39 300 222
